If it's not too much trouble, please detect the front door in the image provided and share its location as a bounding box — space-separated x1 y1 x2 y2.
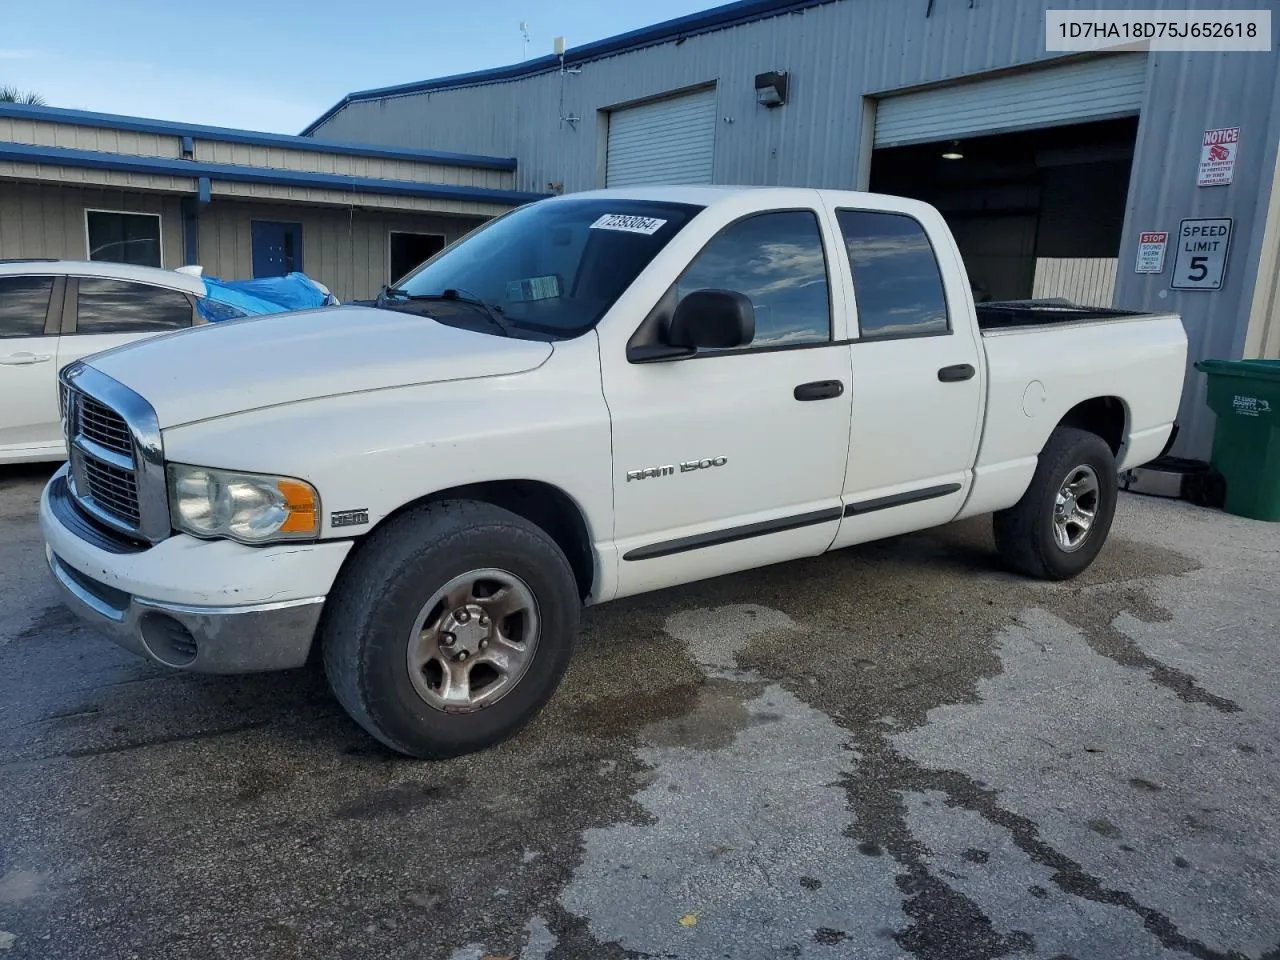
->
603 208 854 599
251 221 303 278
0 275 62 461
825 203 985 550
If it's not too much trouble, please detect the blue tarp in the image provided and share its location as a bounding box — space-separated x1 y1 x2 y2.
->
198 272 339 322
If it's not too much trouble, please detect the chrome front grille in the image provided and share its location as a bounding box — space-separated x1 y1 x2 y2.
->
77 394 132 456
60 363 170 545
81 457 142 526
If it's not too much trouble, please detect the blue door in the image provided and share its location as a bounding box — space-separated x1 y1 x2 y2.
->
251 221 303 278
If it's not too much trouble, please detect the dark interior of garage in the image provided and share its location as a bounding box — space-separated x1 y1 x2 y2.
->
870 117 1138 303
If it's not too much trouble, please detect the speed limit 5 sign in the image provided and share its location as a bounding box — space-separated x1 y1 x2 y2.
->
1171 217 1232 291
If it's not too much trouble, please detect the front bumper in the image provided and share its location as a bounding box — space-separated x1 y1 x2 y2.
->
41 465 352 673
47 548 324 671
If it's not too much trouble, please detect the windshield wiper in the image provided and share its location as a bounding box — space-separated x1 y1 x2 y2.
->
380 287 513 337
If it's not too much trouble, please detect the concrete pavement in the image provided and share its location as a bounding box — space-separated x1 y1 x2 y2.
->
1 463 1277 959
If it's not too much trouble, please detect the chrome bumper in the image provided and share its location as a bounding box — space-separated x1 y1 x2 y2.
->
47 547 325 673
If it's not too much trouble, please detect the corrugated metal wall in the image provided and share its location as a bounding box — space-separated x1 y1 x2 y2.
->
1113 38 1280 458
0 117 176 158
209 181 510 218
310 0 1179 195
0 160 193 195
0 182 183 265
312 0 1278 459
0 181 481 301
197 200 484 302
0 117 515 190
194 141 513 190
1032 258 1119 308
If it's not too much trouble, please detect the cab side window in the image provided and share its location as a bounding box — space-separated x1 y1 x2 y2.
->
676 211 831 349
837 210 950 340
0 276 53 338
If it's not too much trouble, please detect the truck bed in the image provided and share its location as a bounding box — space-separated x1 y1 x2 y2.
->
975 308 1187 478
976 299 1149 332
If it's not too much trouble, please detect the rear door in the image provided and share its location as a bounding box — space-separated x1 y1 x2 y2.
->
0 274 63 460
58 277 196 370
826 203 985 550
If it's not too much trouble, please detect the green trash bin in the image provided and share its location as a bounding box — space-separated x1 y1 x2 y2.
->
1195 358 1280 521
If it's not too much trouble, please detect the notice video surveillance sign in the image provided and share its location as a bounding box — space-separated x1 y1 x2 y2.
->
1198 127 1240 187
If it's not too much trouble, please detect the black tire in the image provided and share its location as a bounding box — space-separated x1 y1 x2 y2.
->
993 426 1118 580
321 499 580 759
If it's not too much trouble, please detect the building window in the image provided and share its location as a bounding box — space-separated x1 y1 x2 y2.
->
836 209 950 340
675 210 832 349
86 210 162 268
390 232 446 285
75 278 192 334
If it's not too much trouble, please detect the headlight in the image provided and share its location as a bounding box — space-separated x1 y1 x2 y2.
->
167 464 320 544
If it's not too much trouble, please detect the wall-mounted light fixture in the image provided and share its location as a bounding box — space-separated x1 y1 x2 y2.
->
754 71 789 108
941 139 964 160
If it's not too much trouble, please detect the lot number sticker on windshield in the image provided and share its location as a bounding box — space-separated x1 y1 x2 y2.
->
590 214 667 235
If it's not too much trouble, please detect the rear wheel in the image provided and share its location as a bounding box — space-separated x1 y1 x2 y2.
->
321 500 579 758
993 426 1118 580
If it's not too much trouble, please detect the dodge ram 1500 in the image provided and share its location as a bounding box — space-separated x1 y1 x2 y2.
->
41 186 1188 758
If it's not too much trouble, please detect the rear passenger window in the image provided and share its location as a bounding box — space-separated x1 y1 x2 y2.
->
837 210 950 340
76 278 192 334
0 276 53 338
676 211 831 349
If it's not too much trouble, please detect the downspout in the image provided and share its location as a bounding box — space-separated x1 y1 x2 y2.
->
181 175 211 266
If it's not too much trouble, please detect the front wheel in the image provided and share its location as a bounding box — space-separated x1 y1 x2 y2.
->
993 426 1118 580
321 500 580 758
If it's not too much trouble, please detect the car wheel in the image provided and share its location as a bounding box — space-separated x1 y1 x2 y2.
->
993 425 1118 580
321 499 579 758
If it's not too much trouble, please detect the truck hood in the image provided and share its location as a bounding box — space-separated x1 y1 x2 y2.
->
86 305 553 428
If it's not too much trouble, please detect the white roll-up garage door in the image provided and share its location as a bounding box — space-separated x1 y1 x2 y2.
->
874 55 1147 148
606 88 717 187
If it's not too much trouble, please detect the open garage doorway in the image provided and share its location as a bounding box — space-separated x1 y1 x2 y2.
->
869 117 1138 307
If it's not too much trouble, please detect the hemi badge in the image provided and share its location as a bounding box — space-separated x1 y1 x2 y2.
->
331 509 370 528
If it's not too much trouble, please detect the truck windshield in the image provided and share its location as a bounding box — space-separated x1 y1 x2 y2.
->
387 198 702 339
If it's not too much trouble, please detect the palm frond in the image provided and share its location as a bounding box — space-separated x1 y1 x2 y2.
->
0 86 46 105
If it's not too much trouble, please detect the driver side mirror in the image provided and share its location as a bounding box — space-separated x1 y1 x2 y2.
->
668 289 755 350
626 288 756 364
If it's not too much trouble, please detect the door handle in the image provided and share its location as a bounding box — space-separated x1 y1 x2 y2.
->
794 380 845 401
938 364 976 383
0 352 52 365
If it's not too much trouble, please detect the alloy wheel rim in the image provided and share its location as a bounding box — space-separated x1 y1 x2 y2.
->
1053 464 1100 553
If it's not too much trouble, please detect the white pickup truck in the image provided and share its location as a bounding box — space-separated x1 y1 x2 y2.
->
40 186 1188 758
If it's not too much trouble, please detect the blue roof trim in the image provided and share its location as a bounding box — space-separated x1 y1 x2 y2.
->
0 142 547 206
0 102 518 171
301 0 836 135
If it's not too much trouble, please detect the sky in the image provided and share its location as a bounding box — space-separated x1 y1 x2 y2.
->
0 0 725 134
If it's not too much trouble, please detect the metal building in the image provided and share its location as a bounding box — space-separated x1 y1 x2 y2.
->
305 0 1280 460
0 104 542 301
